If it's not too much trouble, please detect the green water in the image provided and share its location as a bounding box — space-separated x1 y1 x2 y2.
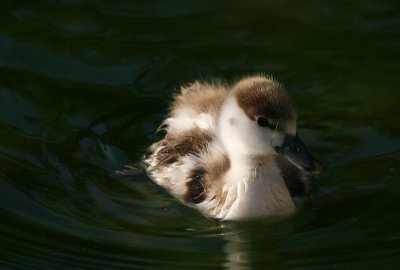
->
1 1 400 269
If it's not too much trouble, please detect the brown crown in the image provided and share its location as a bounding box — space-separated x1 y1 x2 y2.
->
233 76 296 123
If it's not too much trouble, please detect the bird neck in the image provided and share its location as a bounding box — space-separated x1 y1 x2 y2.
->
226 151 280 184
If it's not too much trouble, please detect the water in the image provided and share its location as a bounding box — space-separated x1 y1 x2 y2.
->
1 1 400 269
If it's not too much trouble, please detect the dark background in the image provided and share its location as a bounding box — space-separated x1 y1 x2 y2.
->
1 1 399 269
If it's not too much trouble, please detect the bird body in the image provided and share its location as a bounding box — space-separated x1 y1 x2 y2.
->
144 76 320 220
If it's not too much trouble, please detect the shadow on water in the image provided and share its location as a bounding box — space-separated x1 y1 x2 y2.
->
1 0 400 269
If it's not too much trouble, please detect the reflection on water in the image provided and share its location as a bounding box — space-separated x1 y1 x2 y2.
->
222 218 302 270
1 0 400 269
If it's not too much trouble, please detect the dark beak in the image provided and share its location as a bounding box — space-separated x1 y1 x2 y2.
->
275 134 321 173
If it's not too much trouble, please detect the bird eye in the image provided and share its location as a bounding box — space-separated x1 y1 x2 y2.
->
256 117 270 127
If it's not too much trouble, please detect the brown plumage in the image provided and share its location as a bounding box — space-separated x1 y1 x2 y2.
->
171 80 228 117
234 76 295 123
144 75 318 220
145 82 231 206
151 128 213 167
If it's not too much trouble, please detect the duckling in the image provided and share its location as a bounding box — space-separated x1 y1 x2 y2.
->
144 75 321 220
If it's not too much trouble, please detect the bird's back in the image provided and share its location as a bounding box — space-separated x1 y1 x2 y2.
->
165 80 229 135
144 81 230 210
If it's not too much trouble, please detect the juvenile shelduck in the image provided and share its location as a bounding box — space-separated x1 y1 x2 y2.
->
144 75 321 220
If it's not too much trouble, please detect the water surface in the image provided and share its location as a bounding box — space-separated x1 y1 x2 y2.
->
1 1 400 269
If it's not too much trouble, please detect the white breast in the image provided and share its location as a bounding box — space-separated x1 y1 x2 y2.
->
217 160 296 220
